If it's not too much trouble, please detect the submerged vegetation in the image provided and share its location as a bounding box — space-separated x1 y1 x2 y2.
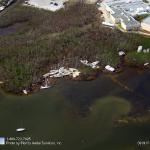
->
0 1 150 93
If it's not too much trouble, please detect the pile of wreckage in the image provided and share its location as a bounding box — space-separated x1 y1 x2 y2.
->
23 59 117 94
80 59 115 72
43 67 81 79
23 67 81 93
80 60 100 69
40 59 115 84
42 59 100 80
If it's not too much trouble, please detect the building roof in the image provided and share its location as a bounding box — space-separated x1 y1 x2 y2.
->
103 0 150 16
110 6 140 27
142 16 150 24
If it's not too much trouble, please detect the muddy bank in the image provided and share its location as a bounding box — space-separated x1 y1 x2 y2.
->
1 53 149 96
21 64 149 96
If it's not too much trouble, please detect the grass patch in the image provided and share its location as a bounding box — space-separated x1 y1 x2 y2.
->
139 37 150 48
127 51 150 64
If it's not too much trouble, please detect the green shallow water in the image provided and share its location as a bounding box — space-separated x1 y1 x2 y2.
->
0 71 150 150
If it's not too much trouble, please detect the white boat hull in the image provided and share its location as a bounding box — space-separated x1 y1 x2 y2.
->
40 86 51 89
16 128 26 132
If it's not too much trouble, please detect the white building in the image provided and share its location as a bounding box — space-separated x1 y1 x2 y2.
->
101 0 150 31
141 16 150 32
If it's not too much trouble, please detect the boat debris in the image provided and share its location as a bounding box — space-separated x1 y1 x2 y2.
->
80 60 99 69
0 6 5 11
43 72 52 78
144 62 149 66
137 45 143 53
69 68 80 78
40 79 51 89
43 67 80 79
23 89 28 95
118 51 125 56
137 46 150 53
105 65 115 72
16 128 26 132
49 70 59 75
40 85 51 89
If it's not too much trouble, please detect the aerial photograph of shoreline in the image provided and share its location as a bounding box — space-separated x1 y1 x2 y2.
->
0 0 150 149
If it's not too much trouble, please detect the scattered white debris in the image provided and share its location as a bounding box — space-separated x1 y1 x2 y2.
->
59 67 71 76
0 6 5 11
40 85 51 89
43 67 80 79
43 72 51 78
23 89 28 95
137 45 143 53
16 128 26 132
49 67 70 78
40 81 51 89
143 49 150 53
144 63 149 66
49 70 59 75
40 77 51 90
119 51 125 56
69 68 77 72
80 60 88 65
137 46 150 53
91 61 100 69
51 73 62 78
80 60 99 69
105 65 115 72
69 68 80 78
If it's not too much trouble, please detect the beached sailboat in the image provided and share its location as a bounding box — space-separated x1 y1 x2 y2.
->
16 120 26 132
40 78 51 89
